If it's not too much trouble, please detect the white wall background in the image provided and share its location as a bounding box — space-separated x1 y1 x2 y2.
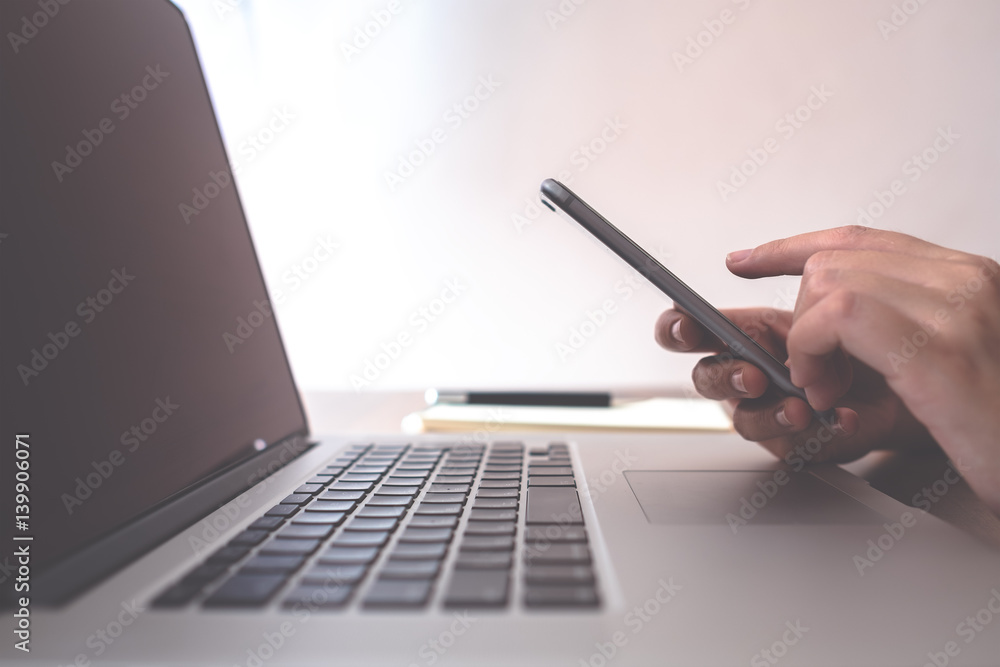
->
173 0 1000 392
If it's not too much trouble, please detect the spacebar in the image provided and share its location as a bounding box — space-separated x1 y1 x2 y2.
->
525 487 582 525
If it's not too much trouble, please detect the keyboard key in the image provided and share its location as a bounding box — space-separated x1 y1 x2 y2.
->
204 574 285 607
432 475 474 485
461 535 514 551
375 486 420 496
248 516 285 531
525 525 587 543
475 487 518 498
454 552 512 569
472 498 518 509
328 481 375 492
281 493 312 505
464 521 516 536
352 466 390 474
332 531 390 547
260 538 322 555
383 476 427 487
392 470 431 478
319 547 380 564
481 472 521 480
443 570 509 608
265 504 299 518
391 543 449 560
242 555 306 573
207 545 250 563
357 505 406 518
379 560 441 580
307 499 356 512
152 582 201 608
339 473 382 483
229 529 269 546
415 503 463 515
283 584 354 609
276 523 336 540
526 487 582 525
524 543 591 565
363 579 433 608
528 466 574 476
528 476 576 487
301 564 367 585
427 484 471 494
366 495 413 507
422 493 467 504
182 563 228 583
524 585 599 608
407 515 458 529
295 483 324 495
468 509 517 522
524 565 595 585
478 479 519 489
292 511 346 525
399 528 453 543
318 490 365 501
346 517 399 531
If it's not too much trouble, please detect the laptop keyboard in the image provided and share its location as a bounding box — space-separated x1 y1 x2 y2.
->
152 441 600 611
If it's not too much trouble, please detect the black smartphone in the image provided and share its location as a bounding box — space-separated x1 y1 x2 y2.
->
539 178 833 421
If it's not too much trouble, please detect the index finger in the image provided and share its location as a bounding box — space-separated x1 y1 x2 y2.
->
726 226 969 279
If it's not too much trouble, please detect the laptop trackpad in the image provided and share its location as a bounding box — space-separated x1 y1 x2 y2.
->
625 471 884 525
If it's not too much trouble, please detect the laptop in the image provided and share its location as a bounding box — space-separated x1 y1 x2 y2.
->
2 1 999 664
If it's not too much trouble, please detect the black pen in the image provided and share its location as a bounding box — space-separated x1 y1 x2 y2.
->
426 390 612 408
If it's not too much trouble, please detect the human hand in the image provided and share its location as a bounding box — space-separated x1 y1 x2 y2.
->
655 226 1000 513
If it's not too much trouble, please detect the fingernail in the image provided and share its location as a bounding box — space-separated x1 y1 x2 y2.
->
775 406 793 428
726 248 752 263
670 319 685 346
830 420 848 437
731 368 746 394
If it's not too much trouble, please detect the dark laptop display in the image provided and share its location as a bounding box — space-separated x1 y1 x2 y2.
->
0 0 307 597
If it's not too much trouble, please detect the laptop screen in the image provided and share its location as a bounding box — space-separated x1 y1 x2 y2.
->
0 0 307 576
